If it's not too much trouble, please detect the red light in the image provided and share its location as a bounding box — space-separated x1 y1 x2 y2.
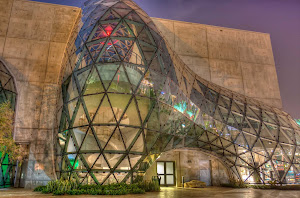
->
105 25 113 36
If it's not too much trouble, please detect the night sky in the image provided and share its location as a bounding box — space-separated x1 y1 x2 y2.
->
31 0 300 118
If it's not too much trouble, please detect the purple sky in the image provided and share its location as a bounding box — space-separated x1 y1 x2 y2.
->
32 0 300 118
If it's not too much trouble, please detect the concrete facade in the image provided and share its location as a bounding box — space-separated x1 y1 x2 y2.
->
0 0 81 188
152 18 282 108
0 0 285 188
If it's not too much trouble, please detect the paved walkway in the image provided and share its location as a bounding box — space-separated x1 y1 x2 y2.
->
0 187 300 198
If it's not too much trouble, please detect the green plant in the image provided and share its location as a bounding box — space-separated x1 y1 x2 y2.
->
33 186 46 192
34 180 154 195
268 180 279 187
0 102 26 163
53 190 65 195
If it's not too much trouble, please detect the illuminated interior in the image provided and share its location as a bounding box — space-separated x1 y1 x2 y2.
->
57 0 300 185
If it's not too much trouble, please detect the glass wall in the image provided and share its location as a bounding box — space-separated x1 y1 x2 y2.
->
58 0 300 185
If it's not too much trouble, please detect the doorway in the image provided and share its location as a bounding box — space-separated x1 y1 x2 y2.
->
156 161 175 186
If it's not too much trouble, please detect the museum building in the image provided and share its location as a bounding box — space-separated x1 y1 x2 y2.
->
0 0 299 188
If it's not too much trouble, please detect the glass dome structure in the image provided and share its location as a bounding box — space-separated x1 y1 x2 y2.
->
57 0 300 185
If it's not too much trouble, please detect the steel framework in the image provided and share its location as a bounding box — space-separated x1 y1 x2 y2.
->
57 0 300 185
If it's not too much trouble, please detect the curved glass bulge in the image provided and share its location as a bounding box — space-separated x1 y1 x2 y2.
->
58 0 300 185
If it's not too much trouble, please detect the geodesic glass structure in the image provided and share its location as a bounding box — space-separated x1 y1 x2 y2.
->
57 0 300 185
0 60 17 188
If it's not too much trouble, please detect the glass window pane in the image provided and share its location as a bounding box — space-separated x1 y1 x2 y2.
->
166 175 174 185
157 162 164 174
166 162 174 174
160 175 165 185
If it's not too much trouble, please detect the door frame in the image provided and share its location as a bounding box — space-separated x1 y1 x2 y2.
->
156 161 176 186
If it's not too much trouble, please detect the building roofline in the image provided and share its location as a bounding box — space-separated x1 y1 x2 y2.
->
151 17 271 36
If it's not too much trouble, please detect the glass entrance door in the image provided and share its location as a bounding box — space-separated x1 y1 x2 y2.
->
157 161 175 186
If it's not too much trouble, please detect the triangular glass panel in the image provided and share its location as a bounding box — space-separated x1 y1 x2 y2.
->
101 9 120 21
67 99 79 120
173 136 184 149
99 40 121 63
82 94 104 120
138 27 155 46
252 139 269 156
130 132 144 152
112 22 134 37
226 144 236 154
108 93 131 123
123 99 142 126
112 1 132 9
76 68 91 94
125 20 144 37
106 154 123 169
101 22 118 37
107 65 133 93
93 172 110 184
198 132 208 142
242 133 257 149
163 137 174 151
84 68 105 95
80 129 101 152
97 63 120 90
220 138 232 148
144 130 160 151
92 154 110 170
146 103 160 131
121 127 139 150
129 154 142 169
90 26 108 41
135 96 149 123
125 11 144 23
139 41 156 64
105 127 126 152
103 174 118 185
235 133 247 148
260 123 277 141
279 128 292 144
246 106 260 121
66 136 78 153
114 172 128 183
125 42 145 65
73 102 89 127
293 148 300 164
73 156 86 170
113 7 132 17
242 119 257 136
67 77 79 101
116 156 130 171
87 41 106 61
112 39 134 60
92 95 117 125
211 138 222 147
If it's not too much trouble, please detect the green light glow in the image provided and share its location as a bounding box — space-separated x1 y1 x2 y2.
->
296 119 300 126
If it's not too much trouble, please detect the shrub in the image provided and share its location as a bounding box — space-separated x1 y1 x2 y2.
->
34 179 154 195
33 186 46 192
53 190 65 195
